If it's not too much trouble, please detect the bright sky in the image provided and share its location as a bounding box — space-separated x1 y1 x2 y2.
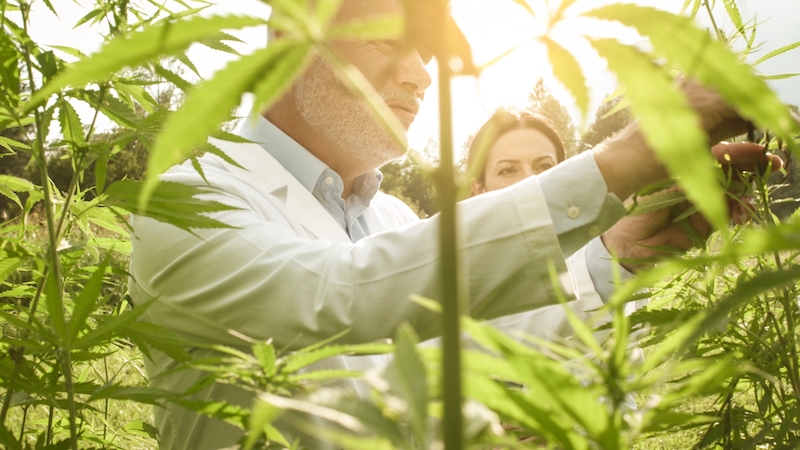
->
28 0 800 157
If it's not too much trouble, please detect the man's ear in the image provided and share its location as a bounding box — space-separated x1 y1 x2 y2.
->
470 178 485 197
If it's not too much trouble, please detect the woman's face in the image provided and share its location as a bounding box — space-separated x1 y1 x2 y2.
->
471 128 559 195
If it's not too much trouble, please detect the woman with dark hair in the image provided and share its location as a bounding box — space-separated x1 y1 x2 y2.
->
468 110 567 196
464 108 643 343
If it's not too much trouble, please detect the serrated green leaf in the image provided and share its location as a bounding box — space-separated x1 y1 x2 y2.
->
153 63 193 92
67 259 108 346
754 41 800 66
761 73 800 81
589 37 727 230
585 4 799 139
74 299 155 349
50 45 88 60
544 37 589 119
142 39 313 209
0 174 35 192
201 140 246 170
0 422 22 450
27 15 266 110
114 81 159 114
282 342 392 374
123 320 192 363
0 186 21 209
0 135 30 151
44 269 67 342
71 89 140 129
243 400 288 450
0 257 23 284
58 99 85 147
253 341 276 375
0 32 21 101
305 391 407 447
124 420 160 439
36 50 59 84
467 375 578 447
391 324 427 444
103 180 239 231
629 189 687 216
74 8 104 28
722 0 744 36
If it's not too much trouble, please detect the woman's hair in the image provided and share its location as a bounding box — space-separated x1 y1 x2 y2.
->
467 109 567 186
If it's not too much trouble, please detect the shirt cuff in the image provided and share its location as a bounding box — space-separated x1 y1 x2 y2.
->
538 151 628 257
585 236 634 303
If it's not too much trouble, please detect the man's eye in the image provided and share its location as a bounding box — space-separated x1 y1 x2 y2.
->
373 40 432 64
372 40 399 53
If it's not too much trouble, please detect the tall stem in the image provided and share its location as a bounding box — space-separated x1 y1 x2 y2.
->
436 56 463 450
19 2 78 449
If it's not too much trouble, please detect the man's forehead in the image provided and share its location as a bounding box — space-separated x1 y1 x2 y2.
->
334 0 401 22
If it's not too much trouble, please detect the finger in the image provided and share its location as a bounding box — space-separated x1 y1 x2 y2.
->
712 142 784 174
728 196 757 225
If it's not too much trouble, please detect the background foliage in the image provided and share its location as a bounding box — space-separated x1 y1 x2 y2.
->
1 0 799 449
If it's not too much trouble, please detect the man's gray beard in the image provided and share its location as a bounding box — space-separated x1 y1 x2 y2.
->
295 57 407 166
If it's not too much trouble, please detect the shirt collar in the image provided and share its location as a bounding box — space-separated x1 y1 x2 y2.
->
237 114 383 201
238 114 327 193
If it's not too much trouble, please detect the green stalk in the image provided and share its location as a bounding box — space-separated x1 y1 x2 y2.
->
19 3 78 448
46 405 54 445
754 156 800 403
18 405 28 443
435 56 464 450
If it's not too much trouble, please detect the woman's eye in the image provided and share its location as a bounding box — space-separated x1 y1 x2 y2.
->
498 167 516 176
534 163 554 174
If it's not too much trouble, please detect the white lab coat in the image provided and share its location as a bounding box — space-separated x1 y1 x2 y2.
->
129 138 615 449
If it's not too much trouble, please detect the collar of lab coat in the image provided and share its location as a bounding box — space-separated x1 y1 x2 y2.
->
208 137 353 245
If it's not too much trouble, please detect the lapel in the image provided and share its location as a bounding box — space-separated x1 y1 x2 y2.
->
208 138 352 244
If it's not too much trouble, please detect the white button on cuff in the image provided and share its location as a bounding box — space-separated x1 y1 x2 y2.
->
567 206 580 219
588 225 601 237
324 176 335 185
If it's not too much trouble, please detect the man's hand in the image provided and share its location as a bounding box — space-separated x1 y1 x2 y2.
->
601 141 782 272
592 80 760 202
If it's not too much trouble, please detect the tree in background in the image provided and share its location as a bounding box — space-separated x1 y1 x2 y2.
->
526 78 579 156
581 95 631 151
380 143 438 218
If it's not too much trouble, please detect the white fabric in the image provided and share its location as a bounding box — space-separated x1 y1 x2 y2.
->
130 136 620 449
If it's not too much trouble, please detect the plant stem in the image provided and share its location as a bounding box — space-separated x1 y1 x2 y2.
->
103 354 109 441
18 405 28 443
703 0 725 41
0 385 12 423
436 56 464 450
755 162 800 403
19 2 78 448
46 405 54 445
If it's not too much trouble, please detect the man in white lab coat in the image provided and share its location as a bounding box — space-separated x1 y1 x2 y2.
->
128 1 776 448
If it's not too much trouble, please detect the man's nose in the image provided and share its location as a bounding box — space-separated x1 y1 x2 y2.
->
393 50 432 94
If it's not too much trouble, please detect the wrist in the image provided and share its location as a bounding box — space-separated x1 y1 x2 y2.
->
592 124 668 201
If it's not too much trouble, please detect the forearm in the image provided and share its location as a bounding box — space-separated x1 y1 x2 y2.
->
130 171 573 350
591 124 668 202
